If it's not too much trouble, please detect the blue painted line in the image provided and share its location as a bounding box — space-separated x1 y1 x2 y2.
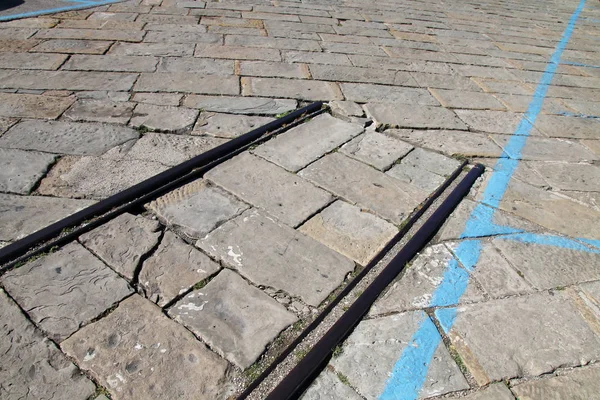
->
0 0 122 21
563 61 600 68
378 0 588 398
558 111 600 119
577 238 600 250
500 233 600 254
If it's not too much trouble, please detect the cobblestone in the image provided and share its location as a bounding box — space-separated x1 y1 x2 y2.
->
0 148 56 194
339 130 414 171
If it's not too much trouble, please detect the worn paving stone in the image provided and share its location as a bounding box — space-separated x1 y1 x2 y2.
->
443 291 600 385
0 120 139 156
63 55 158 72
61 294 230 400
33 39 113 54
0 52 68 70
193 112 274 138
369 244 484 316
455 109 524 134
1 242 132 342
0 117 18 135
195 44 281 61
110 42 195 57
529 162 600 192
144 30 222 44
0 70 137 92
139 230 220 307
240 60 309 78
157 57 233 74
253 113 363 172
364 103 467 130
493 135 599 162
129 104 199 133
331 311 469 399
341 83 437 105
135 72 239 95
169 269 297 369
309 64 400 85
206 152 332 227
299 200 397 266
445 383 515 400
63 99 136 124
0 289 96 400
183 95 296 115
329 100 364 118
429 88 506 110
241 77 343 101
197 209 355 306
299 152 428 224
146 180 249 240
511 364 600 400
132 92 182 106
300 368 363 400
533 114 600 139
339 130 413 171
0 92 74 119
0 148 56 194
283 50 351 66
80 213 161 281
226 35 320 51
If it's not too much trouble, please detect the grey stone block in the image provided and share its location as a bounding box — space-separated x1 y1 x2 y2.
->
512 364 600 400
135 72 239 95
63 55 159 72
529 162 600 192
341 83 437 105
241 77 343 101
63 99 136 124
194 112 275 138
301 369 363 400
157 57 233 74
492 135 598 162
0 92 74 119
340 131 413 171
183 95 296 115
364 103 467 130
129 103 200 133
0 148 56 194
0 70 137 92
446 383 514 400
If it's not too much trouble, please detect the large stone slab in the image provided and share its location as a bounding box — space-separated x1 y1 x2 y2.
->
129 104 200 133
241 77 343 101
429 88 506 110
492 136 599 162
0 289 96 400
0 92 74 119
253 113 363 172
197 209 355 306
206 152 332 227
533 114 600 139
331 311 469 399
299 201 397 266
299 152 428 224
0 120 139 156
1 242 133 342
0 193 95 241
146 180 249 240
340 83 438 105
182 95 297 115
301 369 363 400
0 148 56 194
135 73 239 95
61 295 230 400
339 131 413 171
454 110 523 134
64 55 159 72
445 383 514 400
529 162 600 192
169 269 297 369
511 364 600 400
80 213 161 281
139 230 221 307
364 103 467 130
442 292 600 385
0 70 137 92
193 112 275 138
63 99 135 125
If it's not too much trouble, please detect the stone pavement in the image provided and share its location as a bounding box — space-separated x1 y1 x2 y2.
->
0 0 599 399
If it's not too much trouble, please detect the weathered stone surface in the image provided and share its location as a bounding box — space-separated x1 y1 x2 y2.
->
0 148 56 194
429 88 506 110
240 60 309 78
533 114 600 139
80 213 161 281
35 28 144 42
207 153 332 227
61 295 230 400
0 193 94 241
64 54 158 72
299 201 397 266
338 130 412 171
443 292 600 385
1 242 132 341
493 136 599 162
446 383 514 400
310 64 399 85
241 77 343 100
64 99 136 124
341 83 437 105
0 120 139 156
0 92 74 119
0 289 96 400
193 112 274 138
197 209 355 306
146 180 249 240
369 245 484 316
364 103 467 130
195 44 281 61
157 57 233 74
144 30 221 44
299 153 428 224
130 104 199 133
135 73 239 94
169 269 297 369
301 369 363 400
0 52 68 70
253 113 363 172
139 230 220 307
331 311 469 399
511 364 600 400
529 162 600 191
0 117 18 134
329 100 364 118
133 92 183 106
126 132 227 166
0 70 137 91
33 39 112 54
183 95 296 115
110 42 195 56
284 50 351 65
454 109 523 134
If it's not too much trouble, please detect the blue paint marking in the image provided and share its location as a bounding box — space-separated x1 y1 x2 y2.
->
378 0 589 398
0 0 122 21
501 233 600 254
563 61 600 68
558 111 600 119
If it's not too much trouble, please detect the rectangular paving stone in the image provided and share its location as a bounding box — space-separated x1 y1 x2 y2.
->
35 28 144 42
532 114 600 139
0 289 96 400
386 150 457 193
206 152 332 227
109 42 195 56
340 130 414 170
197 209 355 306
241 77 343 100
252 113 363 172
195 44 281 61
194 112 275 138
226 35 320 51
445 383 515 400
157 57 233 74
492 135 599 162
301 369 363 400
455 109 524 134
309 64 401 85
0 52 68 70
135 73 239 94
64 99 136 124
32 39 113 54
299 152 428 224
144 30 222 44
1 242 133 342
133 92 182 106
182 95 297 115
283 50 351 65
0 148 56 194
442 292 600 385
130 103 199 133
512 364 600 400
61 295 230 400
321 41 387 56
364 103 467 130
530 162 600 192
410 72 483 91
240 61 310 78
0 92 74 119
169 269 297 369
0 117 18 135
0 70 137 91
63 55 158 72
388 129 505 157
429 88 506 110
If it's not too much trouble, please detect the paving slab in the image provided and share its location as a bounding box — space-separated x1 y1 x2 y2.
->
299 152 428 224
110 42 195 57
63 99 136 125
64 54 159 72
133 92 183 106
169 269 298 369
511 364 600 400
197 209 355 306
445 383 515 400
339 130 413 170
135 73 239 95
139 230 221 307
193 112 275 138
341 83 437 105
329 100 364 118
533 114 600 139
364 103 467 130
492 136 599 162
0 92 74 119
0 51 68 70
32 39 113 54
183 95 296 115
331 311 469 399
429 88 506 110
61 295 230 400
252 113 364 172
1 242 133 342
301 368 363 400
0 119 139 155
0 70 138 92
129 103 199 133
0 148 56 194
299 200 397 266
529 162 600 192
241 77 343 101
206 152 332 227
0 289 96 400
80 213 161 281
146 179 249 240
